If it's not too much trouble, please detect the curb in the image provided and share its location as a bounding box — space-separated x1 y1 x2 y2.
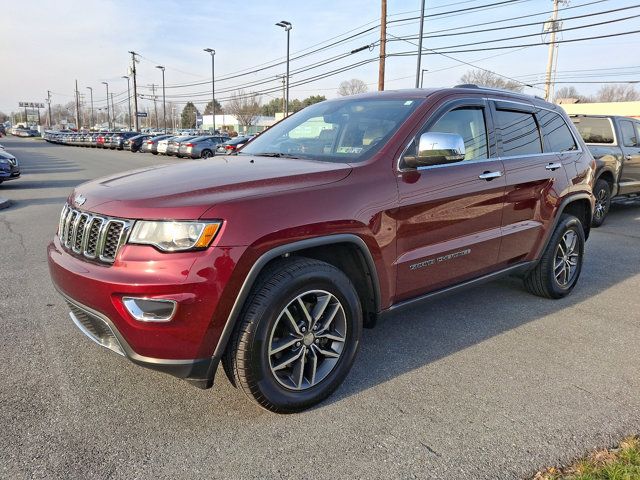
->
0 197 11 210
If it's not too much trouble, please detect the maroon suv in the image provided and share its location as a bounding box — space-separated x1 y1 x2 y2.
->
48 87 595 412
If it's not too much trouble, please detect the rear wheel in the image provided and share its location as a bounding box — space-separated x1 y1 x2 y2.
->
223 258 362 413
524 214 585 299
591 178 611 228
201 149 213 159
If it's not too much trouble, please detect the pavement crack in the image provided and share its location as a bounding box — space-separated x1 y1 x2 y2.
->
0 215 27 254
418 441 441 457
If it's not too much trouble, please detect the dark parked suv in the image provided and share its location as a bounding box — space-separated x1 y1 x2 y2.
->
48 87 595 413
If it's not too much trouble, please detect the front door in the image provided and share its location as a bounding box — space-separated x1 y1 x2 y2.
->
394 98 505 301
618 119 640 194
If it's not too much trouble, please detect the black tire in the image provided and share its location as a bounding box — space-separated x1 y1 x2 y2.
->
201 149 213 159
591 178 611 228
223 257 362 413
524 214 585 299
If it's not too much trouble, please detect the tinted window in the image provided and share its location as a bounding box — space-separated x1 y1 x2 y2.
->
427 107 488 161
537 110 577 152
620 120 638 147
495 109 542 156
570 117 615 144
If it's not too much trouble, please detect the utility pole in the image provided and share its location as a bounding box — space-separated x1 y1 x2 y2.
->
415 0 426 88
102 82 110 129
111 93 116 129
47 90 52 127
122 76 132 130
75 80 81 131
277 75 286 114
86 87 94 129
156 66 166 133
378 0 387 91
150 84 159 130
204 49 216 132
543 0 560 101
129 51 140 131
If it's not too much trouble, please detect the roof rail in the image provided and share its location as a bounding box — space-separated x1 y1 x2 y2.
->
453 83 480 89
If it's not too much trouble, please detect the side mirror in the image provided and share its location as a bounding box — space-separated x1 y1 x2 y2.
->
404 132 466 168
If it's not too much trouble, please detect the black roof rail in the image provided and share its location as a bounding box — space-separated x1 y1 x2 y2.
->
453 83 480 89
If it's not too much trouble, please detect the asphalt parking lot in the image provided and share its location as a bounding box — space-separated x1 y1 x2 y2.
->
1 136 639 479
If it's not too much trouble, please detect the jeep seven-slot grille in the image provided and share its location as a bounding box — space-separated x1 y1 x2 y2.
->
58 204 133 264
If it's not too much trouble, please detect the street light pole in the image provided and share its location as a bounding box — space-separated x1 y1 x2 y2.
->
275 21 292 116
156 66 166 133
420 69 428 88
415 0 426 88
122 76 132 130
203 48 216 132
86 87 94 129
47 90 52 127
101 81 110 130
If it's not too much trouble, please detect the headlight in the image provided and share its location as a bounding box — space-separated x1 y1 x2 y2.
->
0 159 8 165
129 221 221 251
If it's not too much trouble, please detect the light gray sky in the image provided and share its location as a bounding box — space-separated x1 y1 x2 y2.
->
1 0 638 114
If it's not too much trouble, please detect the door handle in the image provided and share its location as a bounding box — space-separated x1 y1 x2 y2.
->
478 171 503 180
545 162 562 171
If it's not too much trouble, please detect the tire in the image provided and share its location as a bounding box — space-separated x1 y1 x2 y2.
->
201 149 213 159
524 214 585 299
223 257 362 413
591 178 611 228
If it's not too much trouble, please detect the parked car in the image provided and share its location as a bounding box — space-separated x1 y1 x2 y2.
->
124 134 151 152
569 114 640 226
140 134 172 154
178 135 229 158
216 135 254 154
0 150 20 184
48 87 595 413
166 136 199 157
110 132 140 150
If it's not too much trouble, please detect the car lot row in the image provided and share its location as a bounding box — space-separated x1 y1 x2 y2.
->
42 131 256 159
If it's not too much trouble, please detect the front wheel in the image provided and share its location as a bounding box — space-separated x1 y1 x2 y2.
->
524 214 585 299
223 258 362 413
591 178 611 228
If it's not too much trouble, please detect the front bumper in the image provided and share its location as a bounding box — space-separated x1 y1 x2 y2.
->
0 167 20 180
48 234 247 387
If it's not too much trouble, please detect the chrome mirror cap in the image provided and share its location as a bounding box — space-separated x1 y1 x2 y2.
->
405 132 466 168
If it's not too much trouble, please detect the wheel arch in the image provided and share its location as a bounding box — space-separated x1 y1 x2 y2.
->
212 234 381 360
543 194 593 253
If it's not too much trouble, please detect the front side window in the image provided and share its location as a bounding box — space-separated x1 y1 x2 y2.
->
427 107 488 161
570 117 615 144
620 120 638 147
537 110 577 153
240 98 422 163
495 109 542 156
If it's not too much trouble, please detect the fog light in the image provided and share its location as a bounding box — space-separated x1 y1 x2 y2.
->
122 297 177 322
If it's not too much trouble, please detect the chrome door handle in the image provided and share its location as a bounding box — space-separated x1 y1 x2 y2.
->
478 171 503 180
545 162 562 171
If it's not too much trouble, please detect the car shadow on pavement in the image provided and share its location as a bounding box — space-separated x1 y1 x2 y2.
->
3 196 70 211
0 179 89 190
321 202 640 408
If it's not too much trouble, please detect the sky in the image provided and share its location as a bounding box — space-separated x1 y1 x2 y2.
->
1 0 638 116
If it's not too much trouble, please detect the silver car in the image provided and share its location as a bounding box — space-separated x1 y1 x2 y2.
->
178 135 229 159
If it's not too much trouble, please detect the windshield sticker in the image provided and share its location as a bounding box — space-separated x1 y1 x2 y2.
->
404 101 414 106
336 147 363 154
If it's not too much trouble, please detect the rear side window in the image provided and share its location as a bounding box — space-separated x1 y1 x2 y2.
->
537 110 577 152
570 117 615 144
620 120 638 147
495 109 542 156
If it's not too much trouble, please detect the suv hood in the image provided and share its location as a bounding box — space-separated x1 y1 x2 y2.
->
71 156 352 219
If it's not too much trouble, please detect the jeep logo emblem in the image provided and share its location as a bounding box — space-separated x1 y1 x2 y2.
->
74 194 86 207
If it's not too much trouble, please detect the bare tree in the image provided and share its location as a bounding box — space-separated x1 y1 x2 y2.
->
226 90 262 128
459 70 523 93
337 78 368 96
554 86 592 103
594 84 640 102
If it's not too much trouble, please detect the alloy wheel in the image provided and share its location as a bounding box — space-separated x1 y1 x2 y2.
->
268 290 347 391
594 188 608 220
554 230 580 287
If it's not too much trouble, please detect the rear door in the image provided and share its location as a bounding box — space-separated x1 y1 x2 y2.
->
492 101 572 265
618 119 640 194
395 97 505 300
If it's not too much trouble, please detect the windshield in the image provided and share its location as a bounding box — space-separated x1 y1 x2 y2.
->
240 97 422 163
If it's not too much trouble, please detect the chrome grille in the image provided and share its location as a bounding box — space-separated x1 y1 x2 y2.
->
58 204 133 264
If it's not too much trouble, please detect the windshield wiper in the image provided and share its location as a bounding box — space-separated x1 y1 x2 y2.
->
252 152 299 159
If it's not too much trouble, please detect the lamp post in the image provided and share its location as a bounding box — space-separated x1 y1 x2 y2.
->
155 66 166 133
122 76 132 131
275 20 292 116
86 87 94 129
101 81 110 129
420 69 428 88
203 48 216 132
